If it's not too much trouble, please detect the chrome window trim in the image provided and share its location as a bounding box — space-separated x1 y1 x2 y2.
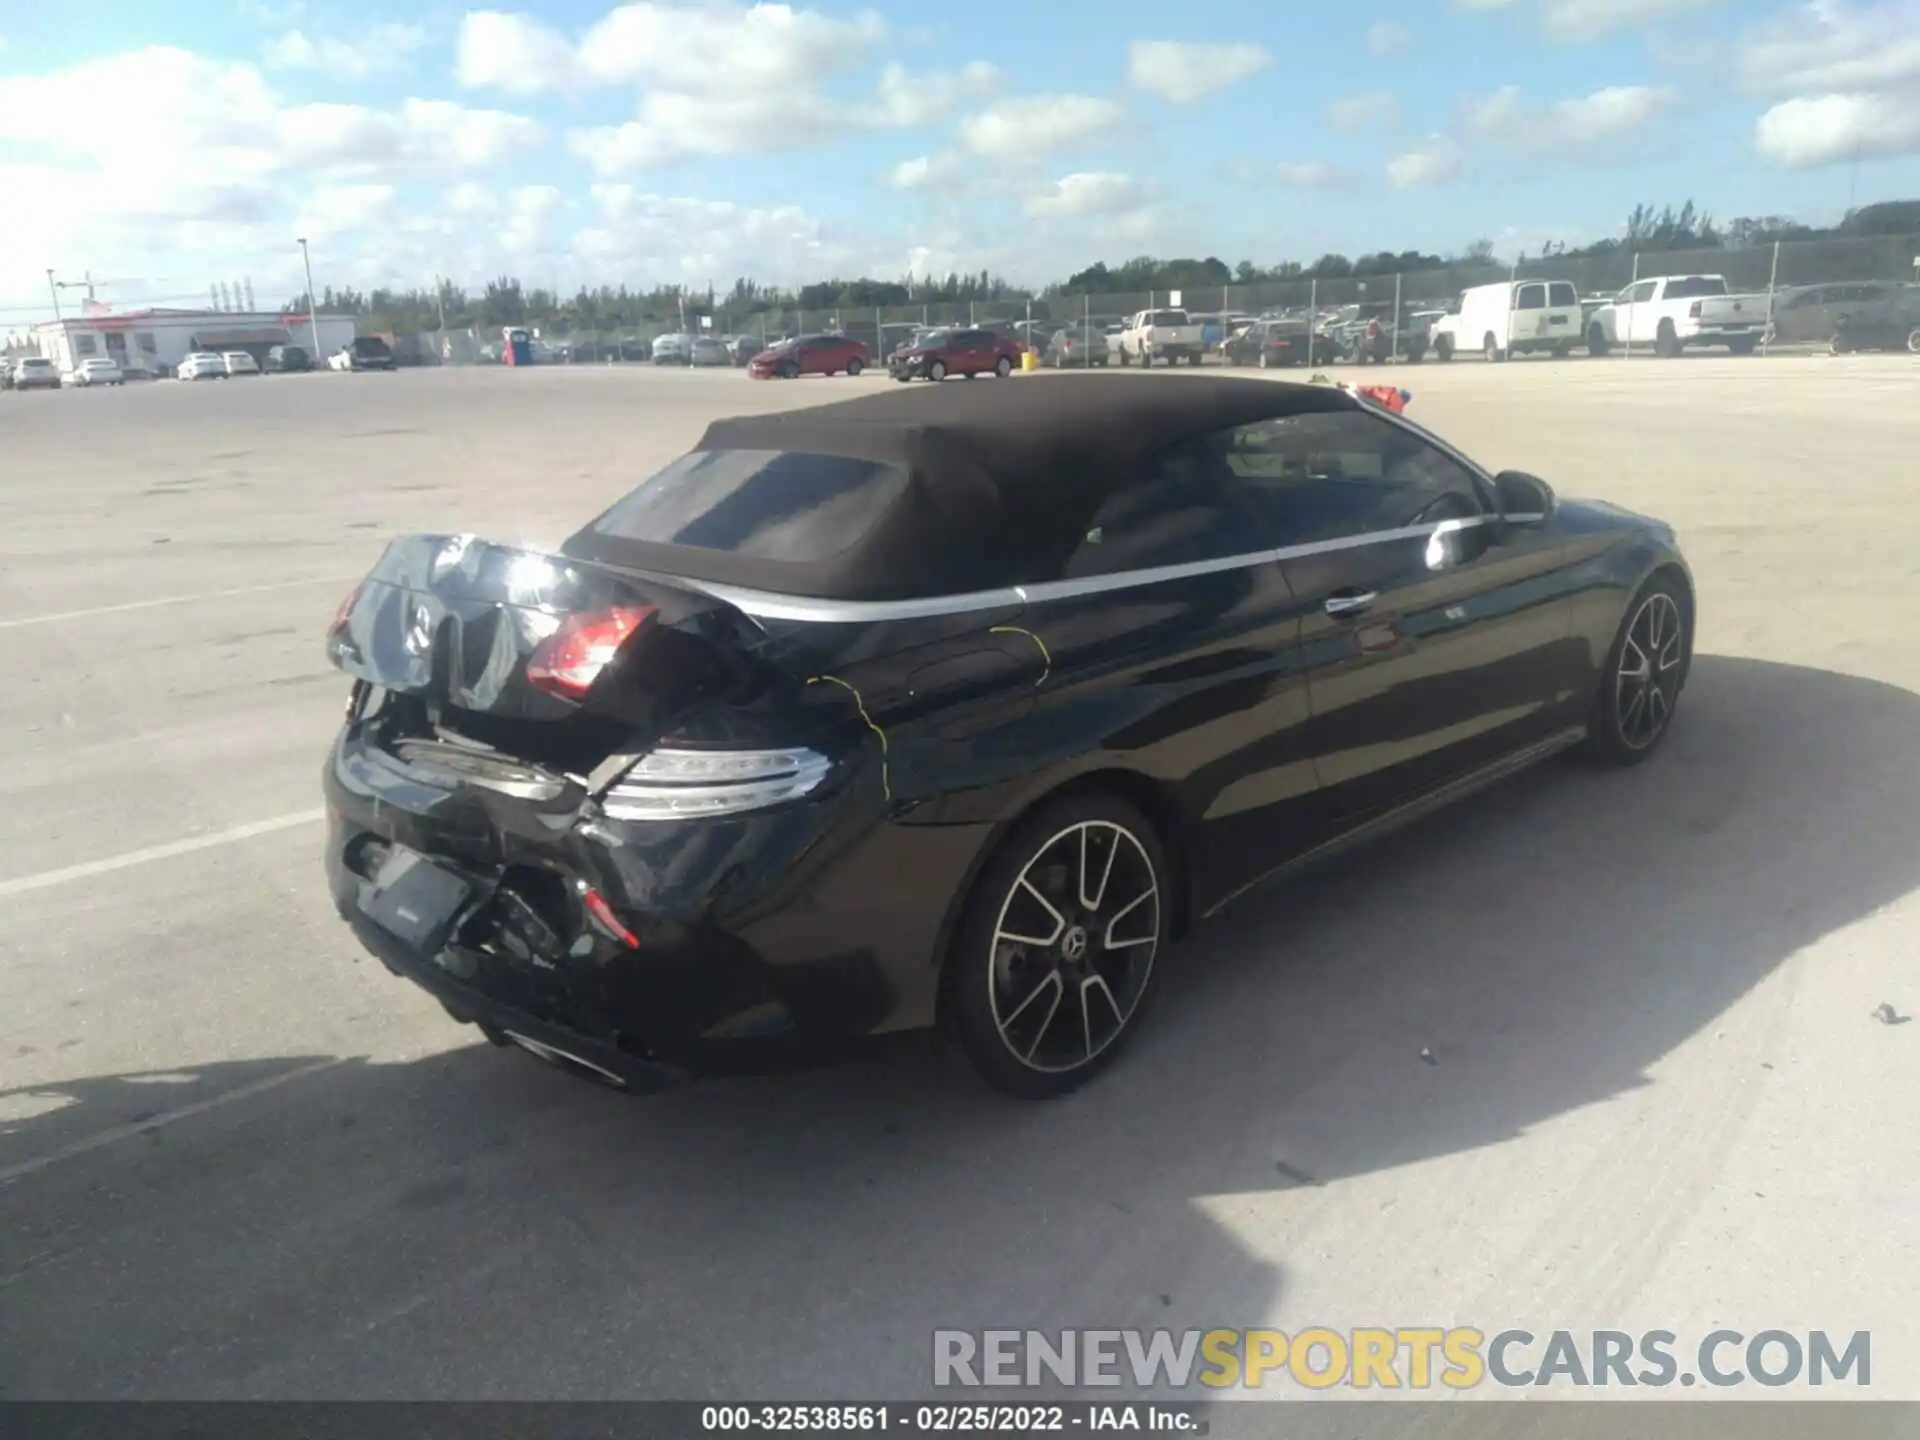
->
682 515 1510 624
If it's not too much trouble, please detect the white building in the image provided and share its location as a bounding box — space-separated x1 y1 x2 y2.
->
31 307 359 374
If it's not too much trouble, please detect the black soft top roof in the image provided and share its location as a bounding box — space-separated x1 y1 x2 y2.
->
564 374 1362 603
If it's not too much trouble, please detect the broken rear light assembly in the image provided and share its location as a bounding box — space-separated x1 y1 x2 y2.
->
328 582 363 637
525 605 657 700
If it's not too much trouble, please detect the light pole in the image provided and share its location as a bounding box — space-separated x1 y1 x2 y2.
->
296 238 321 358
44 270 64 365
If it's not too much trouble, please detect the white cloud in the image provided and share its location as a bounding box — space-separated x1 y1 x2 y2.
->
1276 160 1354 188
576 186 901 288
578 1 884 90
1755 91 1920 166
1386 135 1466 187
1464 83 1675 151
263 23 426 80
1367 21 1414 54
569 90 849 173
959 95 1125 158
1023 172 1141 218
1327 90 1401 133
888 152 962 189
876 61 1000 126
1738 0 1920 93
1540 0 1713 42
467 5 987 172
455 11 580 94
0 46 547 307
1126 40 1271 103
281 99 545 175
1451 0 1714 41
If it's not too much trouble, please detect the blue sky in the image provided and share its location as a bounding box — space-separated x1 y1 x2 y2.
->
2 0 1918 319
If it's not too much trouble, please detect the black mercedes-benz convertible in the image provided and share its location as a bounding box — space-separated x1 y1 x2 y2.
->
322 374 1693 1099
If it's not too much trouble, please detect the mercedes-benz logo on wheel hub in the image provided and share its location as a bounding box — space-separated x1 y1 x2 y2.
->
1060 925 1089 962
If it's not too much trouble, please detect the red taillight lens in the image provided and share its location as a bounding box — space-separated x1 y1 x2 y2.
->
525 606 656 700
328 583 362 636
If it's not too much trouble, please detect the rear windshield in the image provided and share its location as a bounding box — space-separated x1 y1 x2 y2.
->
1146 311 1188 326
1548 281 1578 306
351 337 392 355
1663 276 1728 299
585 450 910 564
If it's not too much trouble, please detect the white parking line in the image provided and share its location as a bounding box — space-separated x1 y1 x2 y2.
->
0 1057 346 1186
0 808 328 901
0 576 359 631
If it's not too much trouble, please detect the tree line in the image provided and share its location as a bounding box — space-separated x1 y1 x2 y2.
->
286 199 1919 336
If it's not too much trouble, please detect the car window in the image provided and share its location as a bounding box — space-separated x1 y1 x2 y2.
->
1515 283 1546 311
1624 281 1659 304
1220 410 1487 547
1063 439 1269 580
1662 276 1727 300
585 450 909 563
1785 289 1822 309
1547 281 1578 307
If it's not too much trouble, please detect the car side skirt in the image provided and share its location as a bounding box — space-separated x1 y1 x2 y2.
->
1201 723 1590 920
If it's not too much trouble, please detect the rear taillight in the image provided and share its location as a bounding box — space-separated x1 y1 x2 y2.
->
1689 301 1703 318
525 606 656 700
600 747 832 821
328 583 362 637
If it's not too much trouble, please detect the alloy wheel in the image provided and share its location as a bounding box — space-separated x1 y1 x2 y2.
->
1615 592 1685 750
986 821 1161 1075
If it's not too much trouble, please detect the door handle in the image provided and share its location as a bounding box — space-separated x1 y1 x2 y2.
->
1324 590 1377 617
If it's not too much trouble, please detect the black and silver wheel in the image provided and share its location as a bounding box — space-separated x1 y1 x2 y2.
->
948 795 1168 1099
995 356 1012 378
1583 578 1689 765
847 357 864 376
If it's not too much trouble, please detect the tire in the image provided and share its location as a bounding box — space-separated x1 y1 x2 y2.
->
945 792 1170 1099
1909 328 1920 355
1483 334 1504 363
1726 338 1757 357
995 356 1012 378
1580 576 1690 767
1117 348 1131 367
1553 341 1574 359
1588 325 1610 358
1654 321 1682 358
1257 350 1273 370
1830 333 1851 356
1435 336 1454 363
1407 345 1426 364
929 360 947 381
779 361 799 379
847 358 864 376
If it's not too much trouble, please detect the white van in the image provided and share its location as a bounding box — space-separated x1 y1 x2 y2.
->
1431 279 1582 362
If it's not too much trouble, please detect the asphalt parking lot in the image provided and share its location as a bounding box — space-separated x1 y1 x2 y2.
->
1 357 1916 1407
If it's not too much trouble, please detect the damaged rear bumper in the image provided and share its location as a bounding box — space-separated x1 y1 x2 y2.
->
322 729 992 1080
339 905 691 1091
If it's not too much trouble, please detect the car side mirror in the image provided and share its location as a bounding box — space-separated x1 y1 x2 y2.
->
1493 470 1556 523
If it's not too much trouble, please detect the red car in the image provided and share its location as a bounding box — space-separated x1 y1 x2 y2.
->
888 327 1025 382
746 333 871 379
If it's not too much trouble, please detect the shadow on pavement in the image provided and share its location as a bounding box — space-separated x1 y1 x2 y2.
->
1 655 1915 1401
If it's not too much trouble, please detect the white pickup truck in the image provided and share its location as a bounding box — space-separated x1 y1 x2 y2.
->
1586 274 1768 357
1118 308 1207 366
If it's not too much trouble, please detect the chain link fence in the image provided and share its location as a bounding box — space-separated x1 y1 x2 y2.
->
384 231 1920 366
